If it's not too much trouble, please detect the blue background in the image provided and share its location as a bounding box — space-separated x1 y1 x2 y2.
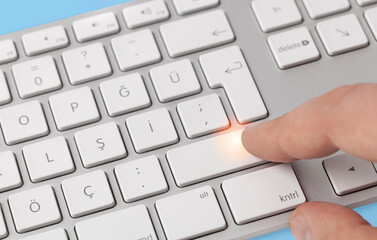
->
0 0 376 239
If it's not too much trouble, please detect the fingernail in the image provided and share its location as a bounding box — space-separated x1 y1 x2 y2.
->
290 215 312 240
244 122 263 133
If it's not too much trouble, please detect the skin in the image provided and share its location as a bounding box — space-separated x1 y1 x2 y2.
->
241 83 377 240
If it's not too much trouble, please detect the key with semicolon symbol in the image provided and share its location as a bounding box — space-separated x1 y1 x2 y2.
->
177 94 229 138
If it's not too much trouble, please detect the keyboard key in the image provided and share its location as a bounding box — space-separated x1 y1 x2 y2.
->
160 10 235 57
8 185 61 233
0 39 18 64
177 94 229 138
76 205 157 240
111 29 161 71
12 56 62 98
0 70 11 105
23 137 75 182
303 0 350 19
317 14 369 56
356 0 377 6
20 228 68 240
22 26 69 56
115 155 168 202
222 164 306 224
100 73 151 117
268 27 321 69
73 12 120 42
172 0 219 15
323 154 377 195
0 205 7 239
123 0 170 29
75 122 127 168
49 87 100 131
62 170 115 218
156 186 226 240
251 0 302 33
0 152 22 192
150 59 201 102
62 43 112 85
0 101 49 145
199 46 268 123
167 130 264 187
365 7 377 40
127 108 178 153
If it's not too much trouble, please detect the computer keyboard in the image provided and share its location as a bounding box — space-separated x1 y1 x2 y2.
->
0 0 377 239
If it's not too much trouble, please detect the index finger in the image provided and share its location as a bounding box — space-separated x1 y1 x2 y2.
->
241 83 377 163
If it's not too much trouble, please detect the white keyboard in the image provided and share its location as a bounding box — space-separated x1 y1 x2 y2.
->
1 0 377 239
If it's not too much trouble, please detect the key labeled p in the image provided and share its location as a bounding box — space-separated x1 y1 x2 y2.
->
71 102 79 112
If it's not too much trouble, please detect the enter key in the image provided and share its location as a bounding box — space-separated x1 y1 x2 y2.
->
222 164 306 225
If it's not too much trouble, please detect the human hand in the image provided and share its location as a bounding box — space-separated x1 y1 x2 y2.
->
241 84 377 240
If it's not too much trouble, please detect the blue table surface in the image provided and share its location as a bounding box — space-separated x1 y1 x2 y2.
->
1 1 376 239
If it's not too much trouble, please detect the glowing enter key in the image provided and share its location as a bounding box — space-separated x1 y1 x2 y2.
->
166 130 264 187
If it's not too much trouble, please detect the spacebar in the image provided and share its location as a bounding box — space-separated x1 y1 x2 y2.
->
166 130 264 187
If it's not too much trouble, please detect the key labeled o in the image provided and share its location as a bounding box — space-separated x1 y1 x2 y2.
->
34 76 43 86
19 115 29 126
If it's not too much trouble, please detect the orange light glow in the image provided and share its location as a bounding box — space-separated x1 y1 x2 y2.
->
216 130 251 162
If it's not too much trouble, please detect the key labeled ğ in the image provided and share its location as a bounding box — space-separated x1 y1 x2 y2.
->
100 73 151 117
